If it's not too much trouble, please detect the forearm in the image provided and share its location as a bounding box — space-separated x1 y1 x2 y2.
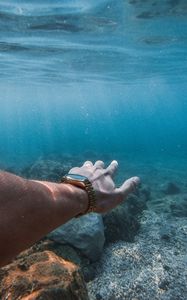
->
0 171 88 267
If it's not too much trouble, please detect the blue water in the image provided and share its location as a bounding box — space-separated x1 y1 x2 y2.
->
0 0 187 168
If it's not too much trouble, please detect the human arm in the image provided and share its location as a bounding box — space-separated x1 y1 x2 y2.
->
0 160 140 267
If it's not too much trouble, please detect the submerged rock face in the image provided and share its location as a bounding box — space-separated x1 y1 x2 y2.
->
103 190 147 244
162 182 181 195
21 158 74 181
48 213 105 262
0 251 88 300
170 197 187 217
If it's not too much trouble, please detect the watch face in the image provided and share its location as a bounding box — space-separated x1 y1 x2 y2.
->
66 174 88 182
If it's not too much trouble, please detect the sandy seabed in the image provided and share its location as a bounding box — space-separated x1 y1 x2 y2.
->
87 156 187 300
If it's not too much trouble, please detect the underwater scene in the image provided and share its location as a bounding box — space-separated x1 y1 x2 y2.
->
0 0 187 299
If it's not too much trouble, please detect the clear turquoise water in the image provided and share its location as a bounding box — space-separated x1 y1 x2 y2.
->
0 0 187 167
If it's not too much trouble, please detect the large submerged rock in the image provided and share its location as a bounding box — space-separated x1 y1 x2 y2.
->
0 251 89 300
21 158 73 181
48 213 105 262
162 182 181 195
103 188 148 244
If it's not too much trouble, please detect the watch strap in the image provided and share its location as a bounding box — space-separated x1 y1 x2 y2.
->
61 174 97 217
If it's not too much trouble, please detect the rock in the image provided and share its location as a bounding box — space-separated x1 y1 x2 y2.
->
140 185 151 201
160 224 175 241
17 238 82 267
82 264 96 283
16 238 97 283
170 197 187 217
162 182 181 195
96 293 103 300
103 193 147 244
21 158 73 181
103 203 139 243
0 251 88 300
48 213 105 262
163 265 170 271
158 279 170 290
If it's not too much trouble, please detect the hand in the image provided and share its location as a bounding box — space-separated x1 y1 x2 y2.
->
69 160 140 214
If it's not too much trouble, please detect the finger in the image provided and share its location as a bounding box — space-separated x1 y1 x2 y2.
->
68 167 80 173
106 160 118 176
94 160 105 169
83 161 93 167
116 176 140 197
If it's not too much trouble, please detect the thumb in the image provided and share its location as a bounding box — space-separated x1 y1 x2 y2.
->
116 176 140 198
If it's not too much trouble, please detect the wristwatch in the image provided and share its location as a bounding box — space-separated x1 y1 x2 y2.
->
61 174 97 217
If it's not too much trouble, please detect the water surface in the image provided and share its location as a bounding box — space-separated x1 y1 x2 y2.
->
0 0 187 167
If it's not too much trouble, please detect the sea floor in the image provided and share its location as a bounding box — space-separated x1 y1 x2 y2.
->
88 212 187 300
87 154 187 300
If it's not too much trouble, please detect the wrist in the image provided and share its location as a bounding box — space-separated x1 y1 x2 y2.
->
58 183 89 216
61 174 97 216
30 180 89 218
